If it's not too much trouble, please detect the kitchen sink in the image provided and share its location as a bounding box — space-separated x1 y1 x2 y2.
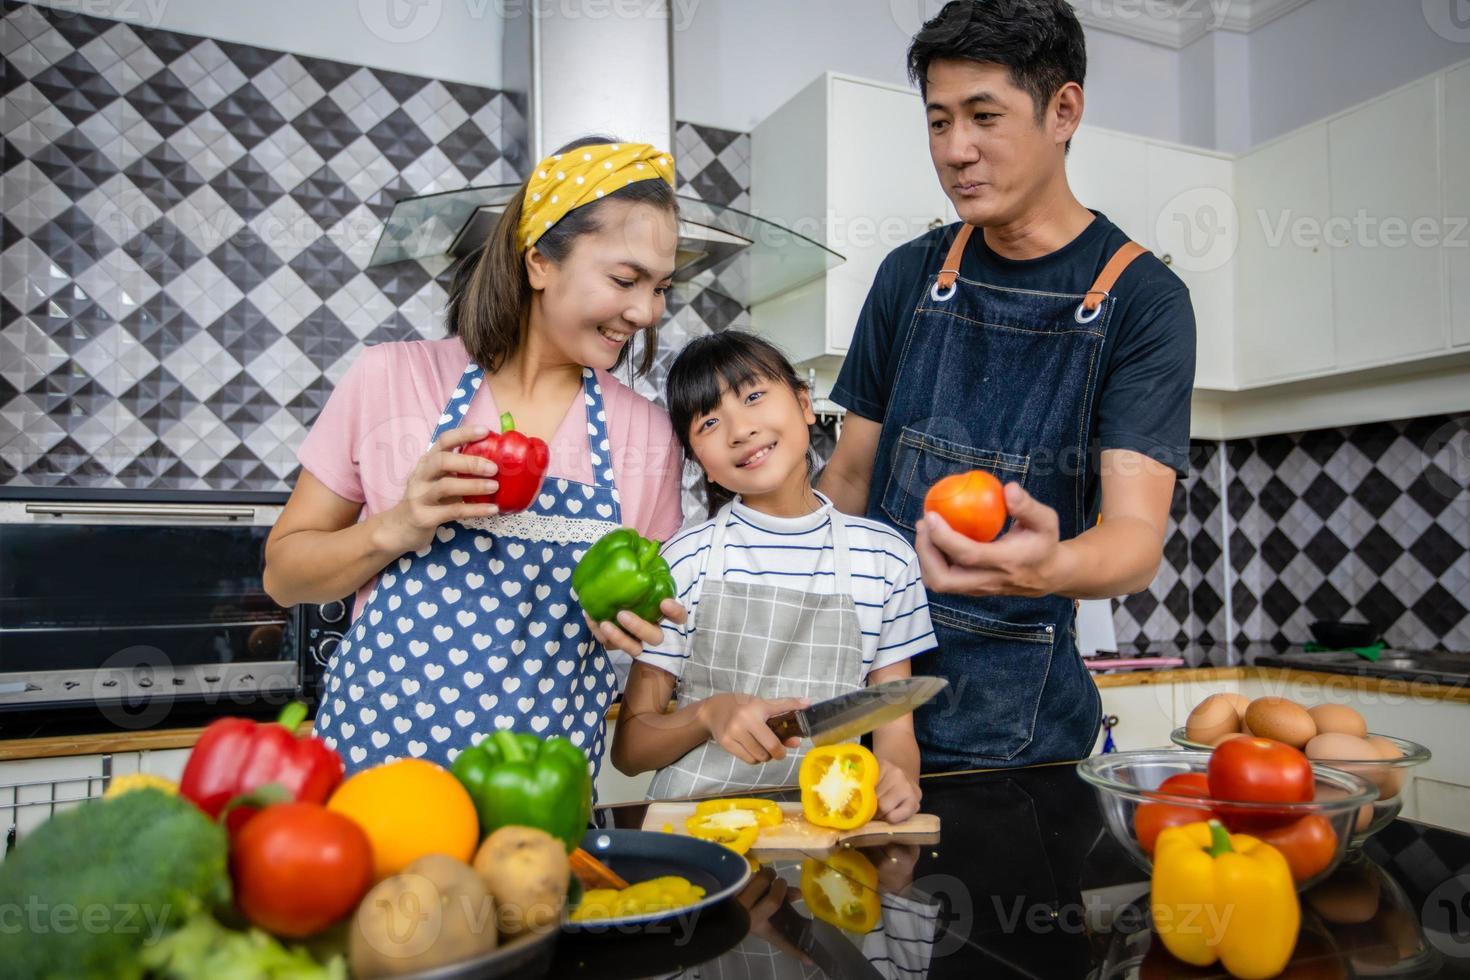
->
1257 648 1470 684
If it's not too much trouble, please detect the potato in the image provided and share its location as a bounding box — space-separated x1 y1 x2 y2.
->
473 826 570 939
349 854 497 979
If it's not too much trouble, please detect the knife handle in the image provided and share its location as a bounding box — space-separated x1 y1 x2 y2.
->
766 711 804 742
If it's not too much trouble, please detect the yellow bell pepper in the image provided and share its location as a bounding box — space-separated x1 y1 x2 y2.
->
102 773 178 799
799 745 879 830
802 850 881 933
685 809 762 855
1150 820 1300 980
694 797 784 828
569 876 707 921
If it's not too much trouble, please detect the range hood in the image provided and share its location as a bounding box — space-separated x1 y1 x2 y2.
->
364 2 842 307
366 186 841 306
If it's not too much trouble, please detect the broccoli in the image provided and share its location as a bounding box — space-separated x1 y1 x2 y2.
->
139 914 347 980
0 787 230 980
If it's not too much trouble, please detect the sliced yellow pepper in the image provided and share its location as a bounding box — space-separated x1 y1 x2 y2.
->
685 810 761 854
1150 820 1300 980
802 850 881 933
799 744 879 830
570 877 706 921
693 797 784 827
102 773 178 799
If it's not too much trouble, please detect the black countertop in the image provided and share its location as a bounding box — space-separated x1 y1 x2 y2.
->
563 762 1470 979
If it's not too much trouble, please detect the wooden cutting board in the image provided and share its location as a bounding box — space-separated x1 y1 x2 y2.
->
641 801 941 855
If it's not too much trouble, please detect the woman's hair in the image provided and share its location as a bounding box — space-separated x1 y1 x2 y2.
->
445 134 677 376
665 330 811 514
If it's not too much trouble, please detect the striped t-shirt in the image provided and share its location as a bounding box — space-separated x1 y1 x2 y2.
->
640 493 937 678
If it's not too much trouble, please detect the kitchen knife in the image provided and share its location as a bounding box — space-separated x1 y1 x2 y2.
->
765 676 949 746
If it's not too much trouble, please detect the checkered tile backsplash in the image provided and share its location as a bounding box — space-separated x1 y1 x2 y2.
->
3 3 1464 652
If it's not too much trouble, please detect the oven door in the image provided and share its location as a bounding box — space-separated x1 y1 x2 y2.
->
0 495 301 721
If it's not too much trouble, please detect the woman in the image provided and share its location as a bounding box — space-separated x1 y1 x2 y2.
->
264 138 685 776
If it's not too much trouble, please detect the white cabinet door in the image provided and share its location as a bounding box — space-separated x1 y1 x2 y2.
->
1447 64 1470 348
1235 124 1336 383
1067 127 1150 243
1094 683 1177 753
824 77 951 356
1328 78 1448 367
1147 145 1236 389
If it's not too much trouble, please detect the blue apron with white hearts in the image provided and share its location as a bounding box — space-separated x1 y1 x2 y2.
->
315 364 622 779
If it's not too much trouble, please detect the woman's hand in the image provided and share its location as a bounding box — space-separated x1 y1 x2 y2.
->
584 598 688 657
695 693 810 765
374 425 500 555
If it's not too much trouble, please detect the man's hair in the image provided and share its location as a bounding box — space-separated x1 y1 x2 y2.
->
907 0 1087 124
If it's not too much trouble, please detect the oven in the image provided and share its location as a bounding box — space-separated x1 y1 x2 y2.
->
0 488 351 737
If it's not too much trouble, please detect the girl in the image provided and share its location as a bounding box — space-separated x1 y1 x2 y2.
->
607 332 933 820
264 137 686 775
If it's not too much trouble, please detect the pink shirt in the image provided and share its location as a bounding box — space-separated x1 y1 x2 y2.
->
297 338 686 619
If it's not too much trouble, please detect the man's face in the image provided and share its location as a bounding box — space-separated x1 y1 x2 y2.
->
923 58 1069 227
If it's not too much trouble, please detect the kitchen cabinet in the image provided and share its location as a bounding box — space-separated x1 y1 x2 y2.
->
592 718 652 805
0 754 109 858
1093 683 1177 752
1234 124 1336 384
1326 77 1447 368
749 72 956 382
1447 63 1470 348
1066 127 1149 242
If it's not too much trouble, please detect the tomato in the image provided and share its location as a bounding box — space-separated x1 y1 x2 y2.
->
1207 736 1314 830
1252 814 1338 882
923 470 1007 542
231 802 375 938
1134 772 1214 854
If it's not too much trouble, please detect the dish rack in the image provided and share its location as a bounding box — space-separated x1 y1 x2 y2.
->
1 758 112 859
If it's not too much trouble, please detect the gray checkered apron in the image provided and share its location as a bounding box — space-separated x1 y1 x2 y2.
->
646 502 866 800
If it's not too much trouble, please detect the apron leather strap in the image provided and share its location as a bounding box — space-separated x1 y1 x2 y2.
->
1081 241 1148 312
936 223 975 290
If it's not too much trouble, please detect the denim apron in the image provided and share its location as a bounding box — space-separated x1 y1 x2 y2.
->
869 223 1145 771
315 364 622 778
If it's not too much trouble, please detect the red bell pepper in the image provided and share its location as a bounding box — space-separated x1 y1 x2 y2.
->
179 702 343 835
459 411 550 513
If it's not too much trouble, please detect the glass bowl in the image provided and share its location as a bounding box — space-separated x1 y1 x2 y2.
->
1077 749 1378 890
1169 728 1431 847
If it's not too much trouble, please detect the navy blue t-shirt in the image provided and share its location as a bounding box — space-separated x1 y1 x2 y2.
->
831 213 1196 483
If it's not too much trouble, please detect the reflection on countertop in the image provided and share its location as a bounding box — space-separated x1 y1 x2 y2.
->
1088 642 1470 686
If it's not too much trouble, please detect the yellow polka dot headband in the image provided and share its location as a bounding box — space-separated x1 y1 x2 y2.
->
518 142 676 251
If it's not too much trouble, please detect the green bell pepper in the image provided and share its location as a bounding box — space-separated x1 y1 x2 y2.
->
450 731 592 853
572 527 677 624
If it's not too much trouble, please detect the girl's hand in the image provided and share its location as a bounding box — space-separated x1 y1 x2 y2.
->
375 426 500 555
695 693 810 765
874 763 922 824
584 598 688 657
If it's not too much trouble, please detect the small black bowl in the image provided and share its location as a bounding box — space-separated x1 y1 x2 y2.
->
1309 620 1380 649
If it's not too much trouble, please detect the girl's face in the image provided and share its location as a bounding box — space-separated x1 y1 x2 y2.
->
690 375 817 501
526 199 678 370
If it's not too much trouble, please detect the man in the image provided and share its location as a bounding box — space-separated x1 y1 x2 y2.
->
818 0 1195 771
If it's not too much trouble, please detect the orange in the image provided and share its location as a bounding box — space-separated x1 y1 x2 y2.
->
326 758 478 880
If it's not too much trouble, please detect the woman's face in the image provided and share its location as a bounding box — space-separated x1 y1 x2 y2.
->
526 198 678 371
689 375 817 501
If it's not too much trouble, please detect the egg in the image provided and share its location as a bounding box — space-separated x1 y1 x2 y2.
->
1309 703 1368 738
1220 692 1251 721
1304 732 1375 762
1186 694 1243 744
1366 735 1405 798
1244 696 1317 748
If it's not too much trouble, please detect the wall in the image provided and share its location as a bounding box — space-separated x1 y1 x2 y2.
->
671 0 1197 145
25 0 505 89
0 1 526 489
1247 0 1470 147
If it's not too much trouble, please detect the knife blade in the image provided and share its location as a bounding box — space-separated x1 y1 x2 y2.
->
766 676 949 746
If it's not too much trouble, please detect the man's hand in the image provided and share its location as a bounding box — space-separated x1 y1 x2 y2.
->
914 482 1068 597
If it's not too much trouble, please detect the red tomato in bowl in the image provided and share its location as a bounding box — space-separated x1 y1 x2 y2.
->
231 802 374 938
1252 813 1338 882
923 470 1008 542
1207 736 1314 831
1134 772 1214 854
